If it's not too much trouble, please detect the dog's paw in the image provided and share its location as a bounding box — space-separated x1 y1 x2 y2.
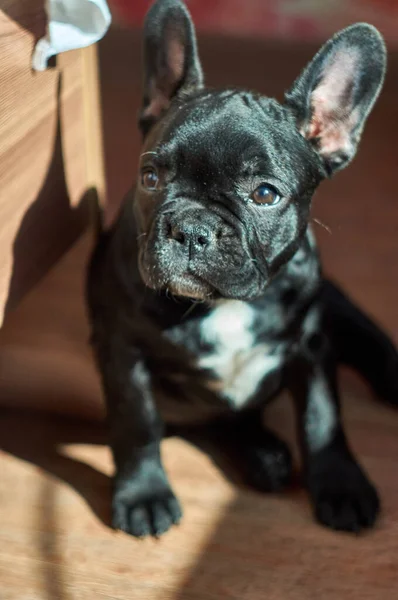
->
243 438 293 493
309 460 380 533
112 487 182 538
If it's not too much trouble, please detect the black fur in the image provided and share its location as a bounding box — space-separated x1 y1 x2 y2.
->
86 0 397 538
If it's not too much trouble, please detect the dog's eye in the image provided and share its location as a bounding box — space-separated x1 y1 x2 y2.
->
141 168 159 191
251 184 281 206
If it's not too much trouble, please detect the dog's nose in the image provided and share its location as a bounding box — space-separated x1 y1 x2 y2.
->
167 220 213 251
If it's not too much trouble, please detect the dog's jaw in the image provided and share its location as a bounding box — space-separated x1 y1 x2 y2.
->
138 241 215 300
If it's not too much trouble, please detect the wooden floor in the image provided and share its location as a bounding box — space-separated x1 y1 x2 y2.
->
1 28 398 599
2 373 398 599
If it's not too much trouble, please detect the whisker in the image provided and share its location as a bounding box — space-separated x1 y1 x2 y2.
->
312 217 332 235
182 299 206 320
182 304 196 319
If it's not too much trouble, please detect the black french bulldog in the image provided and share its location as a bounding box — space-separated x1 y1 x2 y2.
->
87 0 398 538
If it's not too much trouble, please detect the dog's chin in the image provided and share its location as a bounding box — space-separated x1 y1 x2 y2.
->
138 247 267 301
167 276 214 300
140 267 214 300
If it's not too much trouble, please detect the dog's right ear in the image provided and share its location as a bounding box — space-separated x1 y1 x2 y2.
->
285 24 386 175
139 0 203 136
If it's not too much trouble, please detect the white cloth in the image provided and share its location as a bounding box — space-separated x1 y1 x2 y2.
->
32 0 112 71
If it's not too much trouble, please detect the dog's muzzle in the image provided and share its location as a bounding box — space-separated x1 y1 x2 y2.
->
165 211 219 258
139 204 263 300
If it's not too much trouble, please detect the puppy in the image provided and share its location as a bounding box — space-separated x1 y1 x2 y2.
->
87 0 398 538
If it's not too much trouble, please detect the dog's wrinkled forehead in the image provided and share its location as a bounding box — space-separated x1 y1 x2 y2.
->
147 90 319 191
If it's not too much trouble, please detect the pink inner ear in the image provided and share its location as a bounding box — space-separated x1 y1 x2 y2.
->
143 30 186 122
167 37 185 87
142 88 171 121
302 48 360 157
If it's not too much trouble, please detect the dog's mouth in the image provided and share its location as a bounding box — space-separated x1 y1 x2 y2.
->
166 273 214 300
138 244 214 300
145 271 213 300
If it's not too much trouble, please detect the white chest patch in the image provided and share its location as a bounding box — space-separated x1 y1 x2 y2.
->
198 301 282 408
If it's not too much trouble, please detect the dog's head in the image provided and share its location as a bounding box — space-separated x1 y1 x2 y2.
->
134 0 386 301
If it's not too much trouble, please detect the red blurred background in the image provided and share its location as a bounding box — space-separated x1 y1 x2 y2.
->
109 0 398 46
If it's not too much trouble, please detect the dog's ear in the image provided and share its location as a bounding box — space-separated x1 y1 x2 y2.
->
285 24 386 175
139 0 203 135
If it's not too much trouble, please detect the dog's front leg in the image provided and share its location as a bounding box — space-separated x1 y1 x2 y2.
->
289 329 379 532
99 355 182 538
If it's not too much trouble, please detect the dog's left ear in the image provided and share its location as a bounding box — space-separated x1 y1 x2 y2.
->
140 0 203 135
285 23 386 175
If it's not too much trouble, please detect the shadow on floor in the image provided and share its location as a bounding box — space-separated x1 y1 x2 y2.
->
2 389 397 600
0 404 302 600
0 402 298 529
